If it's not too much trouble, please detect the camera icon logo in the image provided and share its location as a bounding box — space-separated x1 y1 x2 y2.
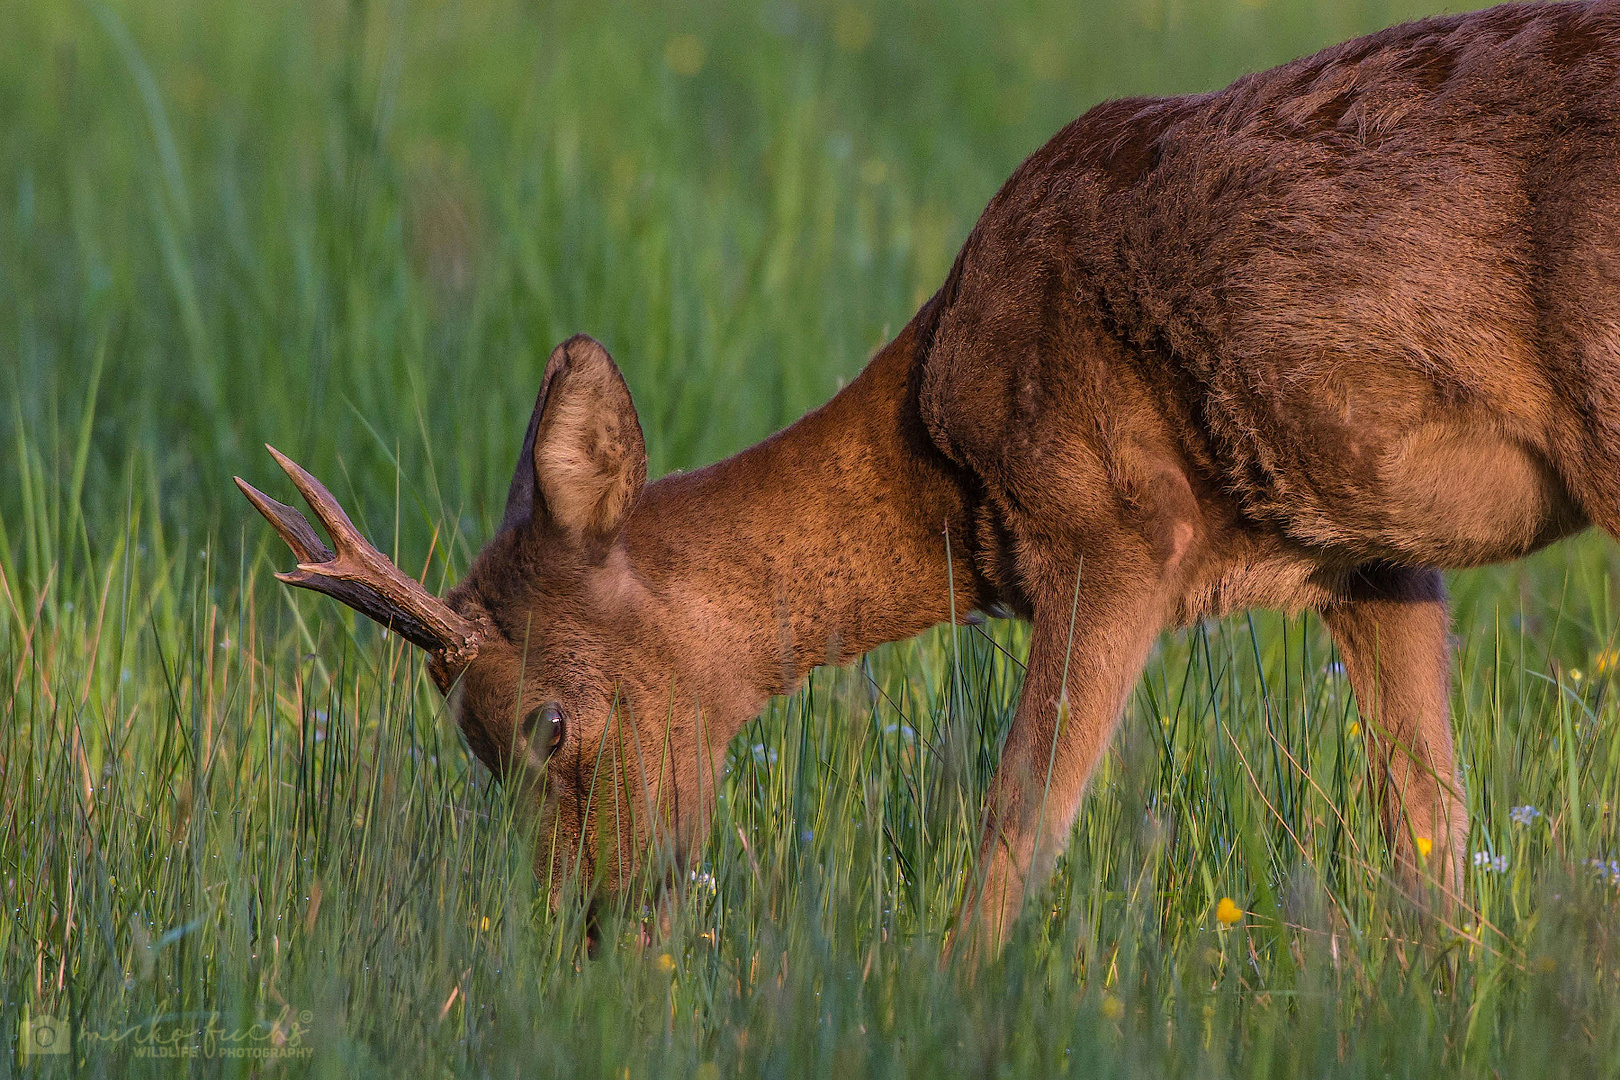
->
20 1014 69 1057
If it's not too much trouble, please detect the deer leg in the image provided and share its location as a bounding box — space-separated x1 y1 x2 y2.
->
958 570 1167 957
1321 565 1466 903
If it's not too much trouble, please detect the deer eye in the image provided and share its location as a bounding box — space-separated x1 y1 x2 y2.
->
523 702 565 758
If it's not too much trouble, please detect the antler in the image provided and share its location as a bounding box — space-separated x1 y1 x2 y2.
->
235 445 482 662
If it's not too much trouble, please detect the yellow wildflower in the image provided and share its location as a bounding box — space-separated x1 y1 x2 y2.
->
656 952 675 973
1416 836 1433 860
1347 721 1361 737
1596 648 1620 677
1215 897 1243 926
1100 994 1124 1021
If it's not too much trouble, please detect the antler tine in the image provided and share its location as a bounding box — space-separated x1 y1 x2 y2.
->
233 476 335 566
264 444 372 561
237 445 481 660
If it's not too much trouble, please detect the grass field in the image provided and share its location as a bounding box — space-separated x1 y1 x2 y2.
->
7 0 1620 1075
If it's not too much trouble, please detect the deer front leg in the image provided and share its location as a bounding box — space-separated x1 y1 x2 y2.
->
957 572 1167 958
1321 566 1466 903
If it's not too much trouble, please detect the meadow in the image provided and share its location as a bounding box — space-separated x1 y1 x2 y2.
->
5 0 1620 1074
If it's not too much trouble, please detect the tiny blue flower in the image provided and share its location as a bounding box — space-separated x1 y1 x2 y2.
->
1509 805 1542 826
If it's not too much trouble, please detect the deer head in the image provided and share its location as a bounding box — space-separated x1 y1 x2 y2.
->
238 336 693 905
241 318 971 932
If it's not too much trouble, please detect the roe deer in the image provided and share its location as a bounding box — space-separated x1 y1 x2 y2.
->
240 0 1620 956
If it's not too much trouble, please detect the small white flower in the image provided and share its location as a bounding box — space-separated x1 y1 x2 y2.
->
1509 805 1542 826
1473 851 1509 873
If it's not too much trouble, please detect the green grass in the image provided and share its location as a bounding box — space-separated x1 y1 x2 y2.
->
7 0 1620 1074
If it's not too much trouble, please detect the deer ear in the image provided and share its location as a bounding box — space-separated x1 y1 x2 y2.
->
501 335 647 544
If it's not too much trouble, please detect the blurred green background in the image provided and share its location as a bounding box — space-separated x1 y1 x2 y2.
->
3 0 1448 569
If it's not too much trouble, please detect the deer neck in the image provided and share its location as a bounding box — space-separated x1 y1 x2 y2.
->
624 318 982 735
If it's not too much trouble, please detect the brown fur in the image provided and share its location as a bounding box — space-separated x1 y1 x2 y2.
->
272 1 1620 954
